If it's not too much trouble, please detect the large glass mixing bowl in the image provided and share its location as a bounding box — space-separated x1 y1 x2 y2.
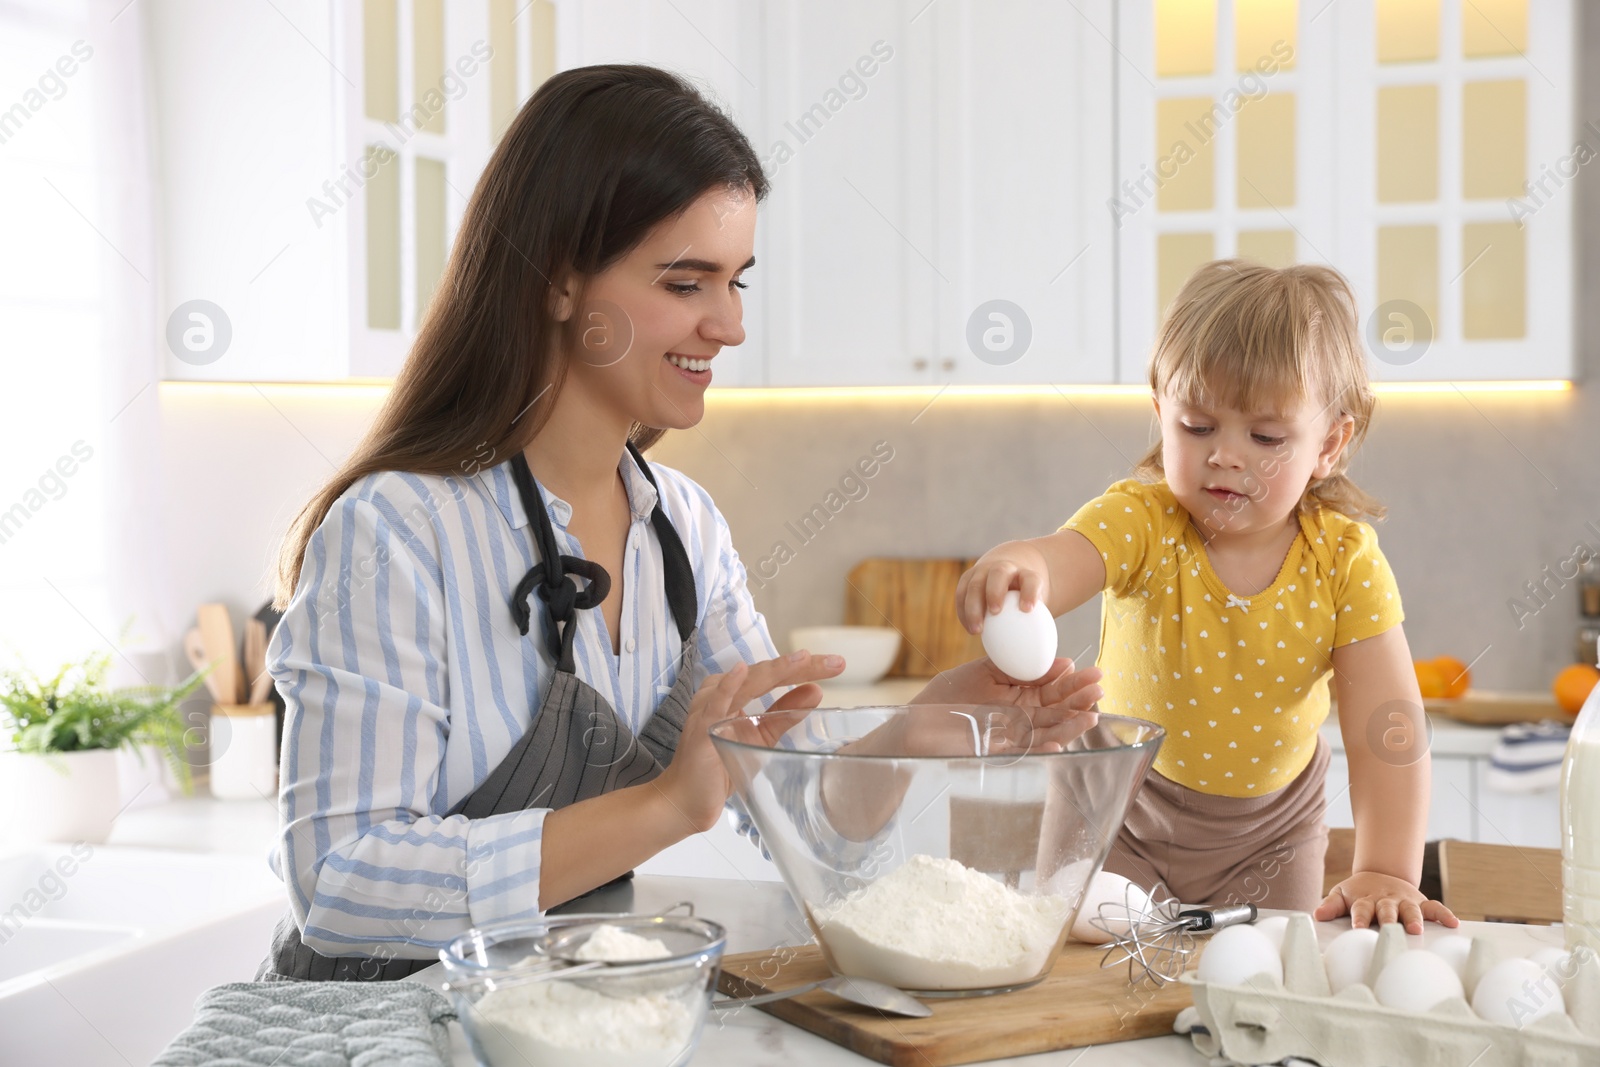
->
710 704 1162 996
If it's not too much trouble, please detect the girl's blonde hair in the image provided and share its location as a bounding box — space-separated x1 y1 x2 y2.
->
1134 259 1385 522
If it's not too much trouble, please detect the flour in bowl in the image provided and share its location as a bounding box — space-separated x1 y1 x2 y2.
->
469 924 699 1067
812 854 1072 990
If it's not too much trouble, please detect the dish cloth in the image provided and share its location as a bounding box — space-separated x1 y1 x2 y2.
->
152 980 454 1067
1487 720 1571 794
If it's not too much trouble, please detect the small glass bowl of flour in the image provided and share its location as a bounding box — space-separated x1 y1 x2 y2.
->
441 914 726 1067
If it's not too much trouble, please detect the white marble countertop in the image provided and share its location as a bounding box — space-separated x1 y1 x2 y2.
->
121 789 1567 1065
408 873 1569 1067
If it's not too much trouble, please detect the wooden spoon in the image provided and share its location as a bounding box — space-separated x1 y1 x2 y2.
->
196 603 241 704
184 627 228 703
245 619 274 704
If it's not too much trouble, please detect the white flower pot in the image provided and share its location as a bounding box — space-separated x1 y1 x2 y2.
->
0 749 123 844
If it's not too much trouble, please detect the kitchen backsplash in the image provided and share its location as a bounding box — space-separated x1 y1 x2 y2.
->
148 365 1596 696
652 385 1596 692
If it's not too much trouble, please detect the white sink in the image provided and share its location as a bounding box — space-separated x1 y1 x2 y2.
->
0 844 285 1066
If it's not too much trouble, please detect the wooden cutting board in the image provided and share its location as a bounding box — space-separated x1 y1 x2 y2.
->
1422 690 1567 726
716 942 1191 1066
844 558 985 677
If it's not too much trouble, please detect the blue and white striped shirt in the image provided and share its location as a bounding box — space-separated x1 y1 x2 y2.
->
266 451 777 959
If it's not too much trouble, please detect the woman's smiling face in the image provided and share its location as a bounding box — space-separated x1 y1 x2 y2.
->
558 185 756 431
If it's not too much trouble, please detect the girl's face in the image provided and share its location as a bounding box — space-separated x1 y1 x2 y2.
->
556 186 757 432
1155 389 1354 539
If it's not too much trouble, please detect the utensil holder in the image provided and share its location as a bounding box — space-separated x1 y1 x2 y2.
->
209 703 279 800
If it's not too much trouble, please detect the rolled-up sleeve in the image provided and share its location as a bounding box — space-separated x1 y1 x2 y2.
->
269 478 549 959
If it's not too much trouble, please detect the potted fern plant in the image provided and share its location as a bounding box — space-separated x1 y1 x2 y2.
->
0 650 206 843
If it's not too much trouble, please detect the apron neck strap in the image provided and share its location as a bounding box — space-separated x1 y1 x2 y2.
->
624 441 698 647
507 445 698 671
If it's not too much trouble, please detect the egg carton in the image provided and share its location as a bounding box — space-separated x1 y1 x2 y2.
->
1181 916 1600 1067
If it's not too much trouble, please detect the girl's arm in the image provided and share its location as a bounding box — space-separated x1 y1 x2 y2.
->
956 529 1108 633
1319 625 1459 933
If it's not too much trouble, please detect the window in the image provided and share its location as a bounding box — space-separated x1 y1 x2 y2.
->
0 1 138 670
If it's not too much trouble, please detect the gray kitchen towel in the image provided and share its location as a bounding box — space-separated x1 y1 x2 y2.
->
152 981 454 1067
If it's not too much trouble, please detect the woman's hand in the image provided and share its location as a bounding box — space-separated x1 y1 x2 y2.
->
917 655 1102 714
906 655 1104 754
652 650 843 834
1315 870 1459 934
955 542 1053 634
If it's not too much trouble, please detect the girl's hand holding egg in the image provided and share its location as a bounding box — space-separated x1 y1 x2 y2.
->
955 545 1052 637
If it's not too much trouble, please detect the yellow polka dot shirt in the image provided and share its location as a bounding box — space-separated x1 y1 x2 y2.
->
1062 479 1404 797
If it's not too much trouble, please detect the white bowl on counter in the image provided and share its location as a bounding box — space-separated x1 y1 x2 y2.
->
789 625 901 685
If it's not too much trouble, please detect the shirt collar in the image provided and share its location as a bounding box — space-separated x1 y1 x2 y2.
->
484 450 659 532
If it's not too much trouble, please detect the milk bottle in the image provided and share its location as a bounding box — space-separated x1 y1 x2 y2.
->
1562 638 1600 956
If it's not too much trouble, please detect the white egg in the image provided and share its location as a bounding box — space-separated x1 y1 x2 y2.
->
1373 949 1465 1013
981 590 1058 683
1067 869 1153 944
1427 934 1474 979
1323 927 1380 993
1197 925 1284 987
1253 915 1290 953
1471 958 1566 1027
1529 947 1572 972
1527 948 1577 997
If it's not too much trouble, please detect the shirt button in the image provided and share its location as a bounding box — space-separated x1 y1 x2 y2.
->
624 637 636 653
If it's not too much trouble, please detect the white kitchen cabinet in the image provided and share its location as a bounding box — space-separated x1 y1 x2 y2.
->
563 0 771 386
152 1 1573 386
153 0 551 381
1324 737 1559 849
757 0 1116 387
1329 0 1574 383
1470 762 1562 850
1325 749 1475 843
1114 0 1574 384
926 0 1117 385
151 0 345 381
756 0 937 386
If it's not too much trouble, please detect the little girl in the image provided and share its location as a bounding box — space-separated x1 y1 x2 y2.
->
958 260 1459 933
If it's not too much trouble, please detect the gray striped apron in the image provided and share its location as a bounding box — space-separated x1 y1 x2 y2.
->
258 443 701 981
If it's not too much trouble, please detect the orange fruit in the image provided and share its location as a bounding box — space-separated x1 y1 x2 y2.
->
1414 660 1448 700
1554 664 1600 715
1432 655 1471 698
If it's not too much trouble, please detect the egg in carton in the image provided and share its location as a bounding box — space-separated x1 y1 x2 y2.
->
1181 915 1600 1067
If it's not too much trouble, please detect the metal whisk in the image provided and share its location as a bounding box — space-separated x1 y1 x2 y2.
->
1088 880 1258 986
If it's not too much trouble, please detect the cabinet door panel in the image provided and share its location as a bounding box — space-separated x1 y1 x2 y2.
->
1428 756 1478 843
759 1 937 386
154 0 343 381
1332 0 1574 382
1325 749 1355 828
1114 1 1338 385
1471 762 1561 849
1325 748 1477 843
566 0 770 385
930 0 1115 385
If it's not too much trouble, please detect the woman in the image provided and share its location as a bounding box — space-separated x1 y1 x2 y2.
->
259 65 1103 981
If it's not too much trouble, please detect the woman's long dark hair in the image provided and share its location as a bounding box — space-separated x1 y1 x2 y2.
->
275 65 768 606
